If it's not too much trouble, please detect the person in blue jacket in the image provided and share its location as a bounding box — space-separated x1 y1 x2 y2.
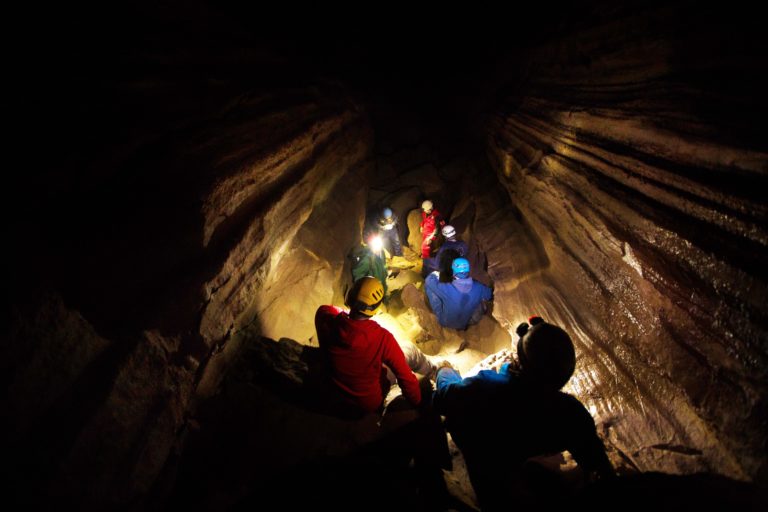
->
424 257 492 330
433 317 615 510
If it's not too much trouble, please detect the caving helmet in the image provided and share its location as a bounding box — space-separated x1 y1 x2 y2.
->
516 317 576 391
451 257 470 278
346 276 385 317
382 207 393 219
441 224 456 239
421 200 433 212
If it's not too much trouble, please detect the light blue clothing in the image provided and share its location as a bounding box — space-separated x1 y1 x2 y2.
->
424 272 492 330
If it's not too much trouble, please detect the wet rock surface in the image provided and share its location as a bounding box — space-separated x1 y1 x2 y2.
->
485 4 768 483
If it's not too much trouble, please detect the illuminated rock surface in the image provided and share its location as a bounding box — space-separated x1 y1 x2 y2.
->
4 3 767 509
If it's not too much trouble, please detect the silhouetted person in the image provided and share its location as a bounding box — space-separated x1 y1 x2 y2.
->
433 317 615 510
425 258 492 330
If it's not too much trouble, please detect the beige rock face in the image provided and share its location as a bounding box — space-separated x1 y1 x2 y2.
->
484 10 767 483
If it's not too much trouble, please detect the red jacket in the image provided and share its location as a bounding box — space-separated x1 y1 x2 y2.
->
420 209 444 239
315 305 421 412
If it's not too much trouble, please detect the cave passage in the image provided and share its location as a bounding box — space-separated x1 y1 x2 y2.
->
4 3 767 510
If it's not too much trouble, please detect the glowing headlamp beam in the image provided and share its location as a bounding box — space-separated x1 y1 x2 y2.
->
368 234 384 254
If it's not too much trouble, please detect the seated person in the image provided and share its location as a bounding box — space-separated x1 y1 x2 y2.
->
424 258 492 330
315 277 436 413
433 317 615 510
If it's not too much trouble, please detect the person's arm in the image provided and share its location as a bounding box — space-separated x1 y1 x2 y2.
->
566 397 616 480
381 331 421 406
432 367 477 416
314 306 342 349
481 283 493 301
424 274 444 318
433 369 506 416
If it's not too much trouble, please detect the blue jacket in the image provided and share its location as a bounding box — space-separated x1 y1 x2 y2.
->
424 273 492 330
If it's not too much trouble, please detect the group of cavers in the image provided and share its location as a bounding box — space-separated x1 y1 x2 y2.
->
314 200 615 510
348 200 491 330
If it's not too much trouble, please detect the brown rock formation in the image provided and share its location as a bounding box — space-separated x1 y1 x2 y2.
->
4 3 767 509
485 5 767 482
6 74 372 507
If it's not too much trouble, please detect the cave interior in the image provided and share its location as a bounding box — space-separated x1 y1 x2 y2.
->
4 2 768 510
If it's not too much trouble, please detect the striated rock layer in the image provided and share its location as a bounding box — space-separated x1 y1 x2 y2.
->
485 5 767 483
5 74 372 507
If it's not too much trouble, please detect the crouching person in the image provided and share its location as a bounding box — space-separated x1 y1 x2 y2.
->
425 257 492 330
432 317 615 510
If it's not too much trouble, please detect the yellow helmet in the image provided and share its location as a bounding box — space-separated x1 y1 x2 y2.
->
346 276 385 316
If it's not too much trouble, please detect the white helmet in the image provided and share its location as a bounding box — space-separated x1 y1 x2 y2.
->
441 225 456 238
421 200 433 211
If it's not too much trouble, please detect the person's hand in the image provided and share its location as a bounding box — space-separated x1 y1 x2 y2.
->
434 359 456 374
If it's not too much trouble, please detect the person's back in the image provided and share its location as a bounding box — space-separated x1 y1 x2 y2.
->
316 305 418 412
435 367 608 480
349 237 388 296
315 278 420 413
432 318 613 509
425 258 492 330
436 225 468 268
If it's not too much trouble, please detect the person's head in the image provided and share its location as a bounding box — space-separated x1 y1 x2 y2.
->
421 200 433 214
441 224 456 240
516 317 576 391
451 257 470 279
382 207 393 219
345 276 384 317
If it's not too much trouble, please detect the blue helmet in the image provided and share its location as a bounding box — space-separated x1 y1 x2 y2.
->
451 257 470 277
383 207 393 218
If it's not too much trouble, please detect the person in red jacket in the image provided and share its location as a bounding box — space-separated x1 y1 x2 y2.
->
419 199 444 259
315 276 435 413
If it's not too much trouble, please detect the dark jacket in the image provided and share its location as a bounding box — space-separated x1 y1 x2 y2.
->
433 366 612 509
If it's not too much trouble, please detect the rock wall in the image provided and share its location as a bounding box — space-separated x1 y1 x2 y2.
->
485 5 767 482
5 72 372 507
